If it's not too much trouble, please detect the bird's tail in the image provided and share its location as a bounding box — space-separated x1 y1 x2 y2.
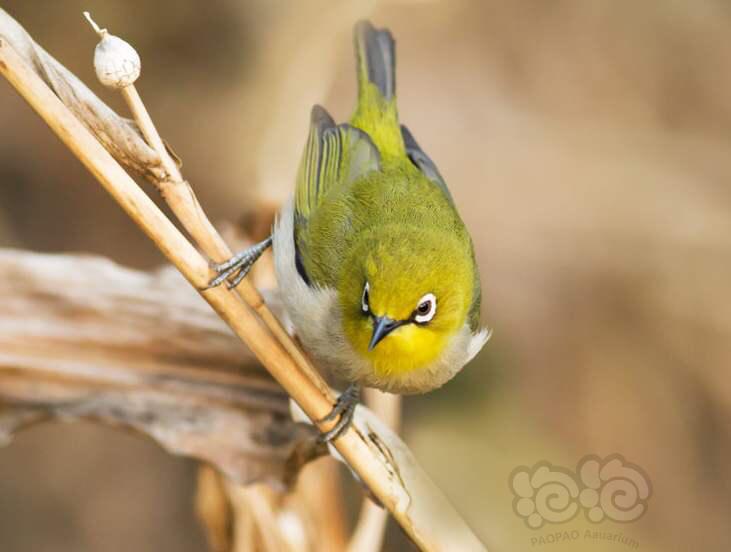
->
355 20 395 101
351 21 404 157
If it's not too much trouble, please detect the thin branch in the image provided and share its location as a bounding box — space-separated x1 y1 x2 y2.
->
0 10 487 550
348 389 402 552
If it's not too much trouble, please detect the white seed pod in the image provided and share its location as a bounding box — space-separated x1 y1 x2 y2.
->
93 32 141 88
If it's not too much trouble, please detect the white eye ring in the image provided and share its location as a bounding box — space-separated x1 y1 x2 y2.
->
414 293 437 324
361 282 370 313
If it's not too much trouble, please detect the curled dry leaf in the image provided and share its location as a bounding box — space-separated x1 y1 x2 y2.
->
0 248 319 486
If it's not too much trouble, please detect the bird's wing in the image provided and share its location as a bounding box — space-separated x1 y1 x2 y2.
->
294 105 381 223
400 125 454 204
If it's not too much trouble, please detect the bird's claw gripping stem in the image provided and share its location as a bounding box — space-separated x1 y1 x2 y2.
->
318 383 360 443
206 236 272 290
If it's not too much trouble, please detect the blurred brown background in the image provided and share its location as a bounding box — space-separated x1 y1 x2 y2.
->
2 1 730 551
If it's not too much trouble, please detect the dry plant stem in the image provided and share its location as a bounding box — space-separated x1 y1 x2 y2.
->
0 38 486 551
120 85 172 173
228 484 289 551
348 390 402 552
119 84 232 260
196 465 234 552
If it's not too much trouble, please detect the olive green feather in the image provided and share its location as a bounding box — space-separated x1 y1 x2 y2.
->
294 105 380 221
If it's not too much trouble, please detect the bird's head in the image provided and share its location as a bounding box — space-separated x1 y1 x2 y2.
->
339 225 477 378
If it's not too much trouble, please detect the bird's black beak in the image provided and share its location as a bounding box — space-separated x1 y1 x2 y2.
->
368 316 404 351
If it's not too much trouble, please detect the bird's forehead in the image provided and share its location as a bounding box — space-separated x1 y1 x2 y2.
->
364 254 436 318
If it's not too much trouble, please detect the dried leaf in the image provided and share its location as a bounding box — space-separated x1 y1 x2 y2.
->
0 248 316 486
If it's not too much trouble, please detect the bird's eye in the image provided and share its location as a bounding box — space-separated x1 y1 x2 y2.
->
361 282 370 314
413 293 437 324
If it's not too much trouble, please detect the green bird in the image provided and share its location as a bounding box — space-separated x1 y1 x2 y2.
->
210 20 488 440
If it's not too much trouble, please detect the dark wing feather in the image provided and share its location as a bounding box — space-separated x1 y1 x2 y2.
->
401 124 454 204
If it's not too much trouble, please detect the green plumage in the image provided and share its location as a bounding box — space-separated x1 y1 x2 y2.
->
293 21 481 332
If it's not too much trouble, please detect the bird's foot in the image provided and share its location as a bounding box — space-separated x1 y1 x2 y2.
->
206 236 272 289
318 383 361 443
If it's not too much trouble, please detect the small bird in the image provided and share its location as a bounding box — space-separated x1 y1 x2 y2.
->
210 20 489 440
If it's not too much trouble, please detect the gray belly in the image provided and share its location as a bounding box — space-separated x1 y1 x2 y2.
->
272 201 355 381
